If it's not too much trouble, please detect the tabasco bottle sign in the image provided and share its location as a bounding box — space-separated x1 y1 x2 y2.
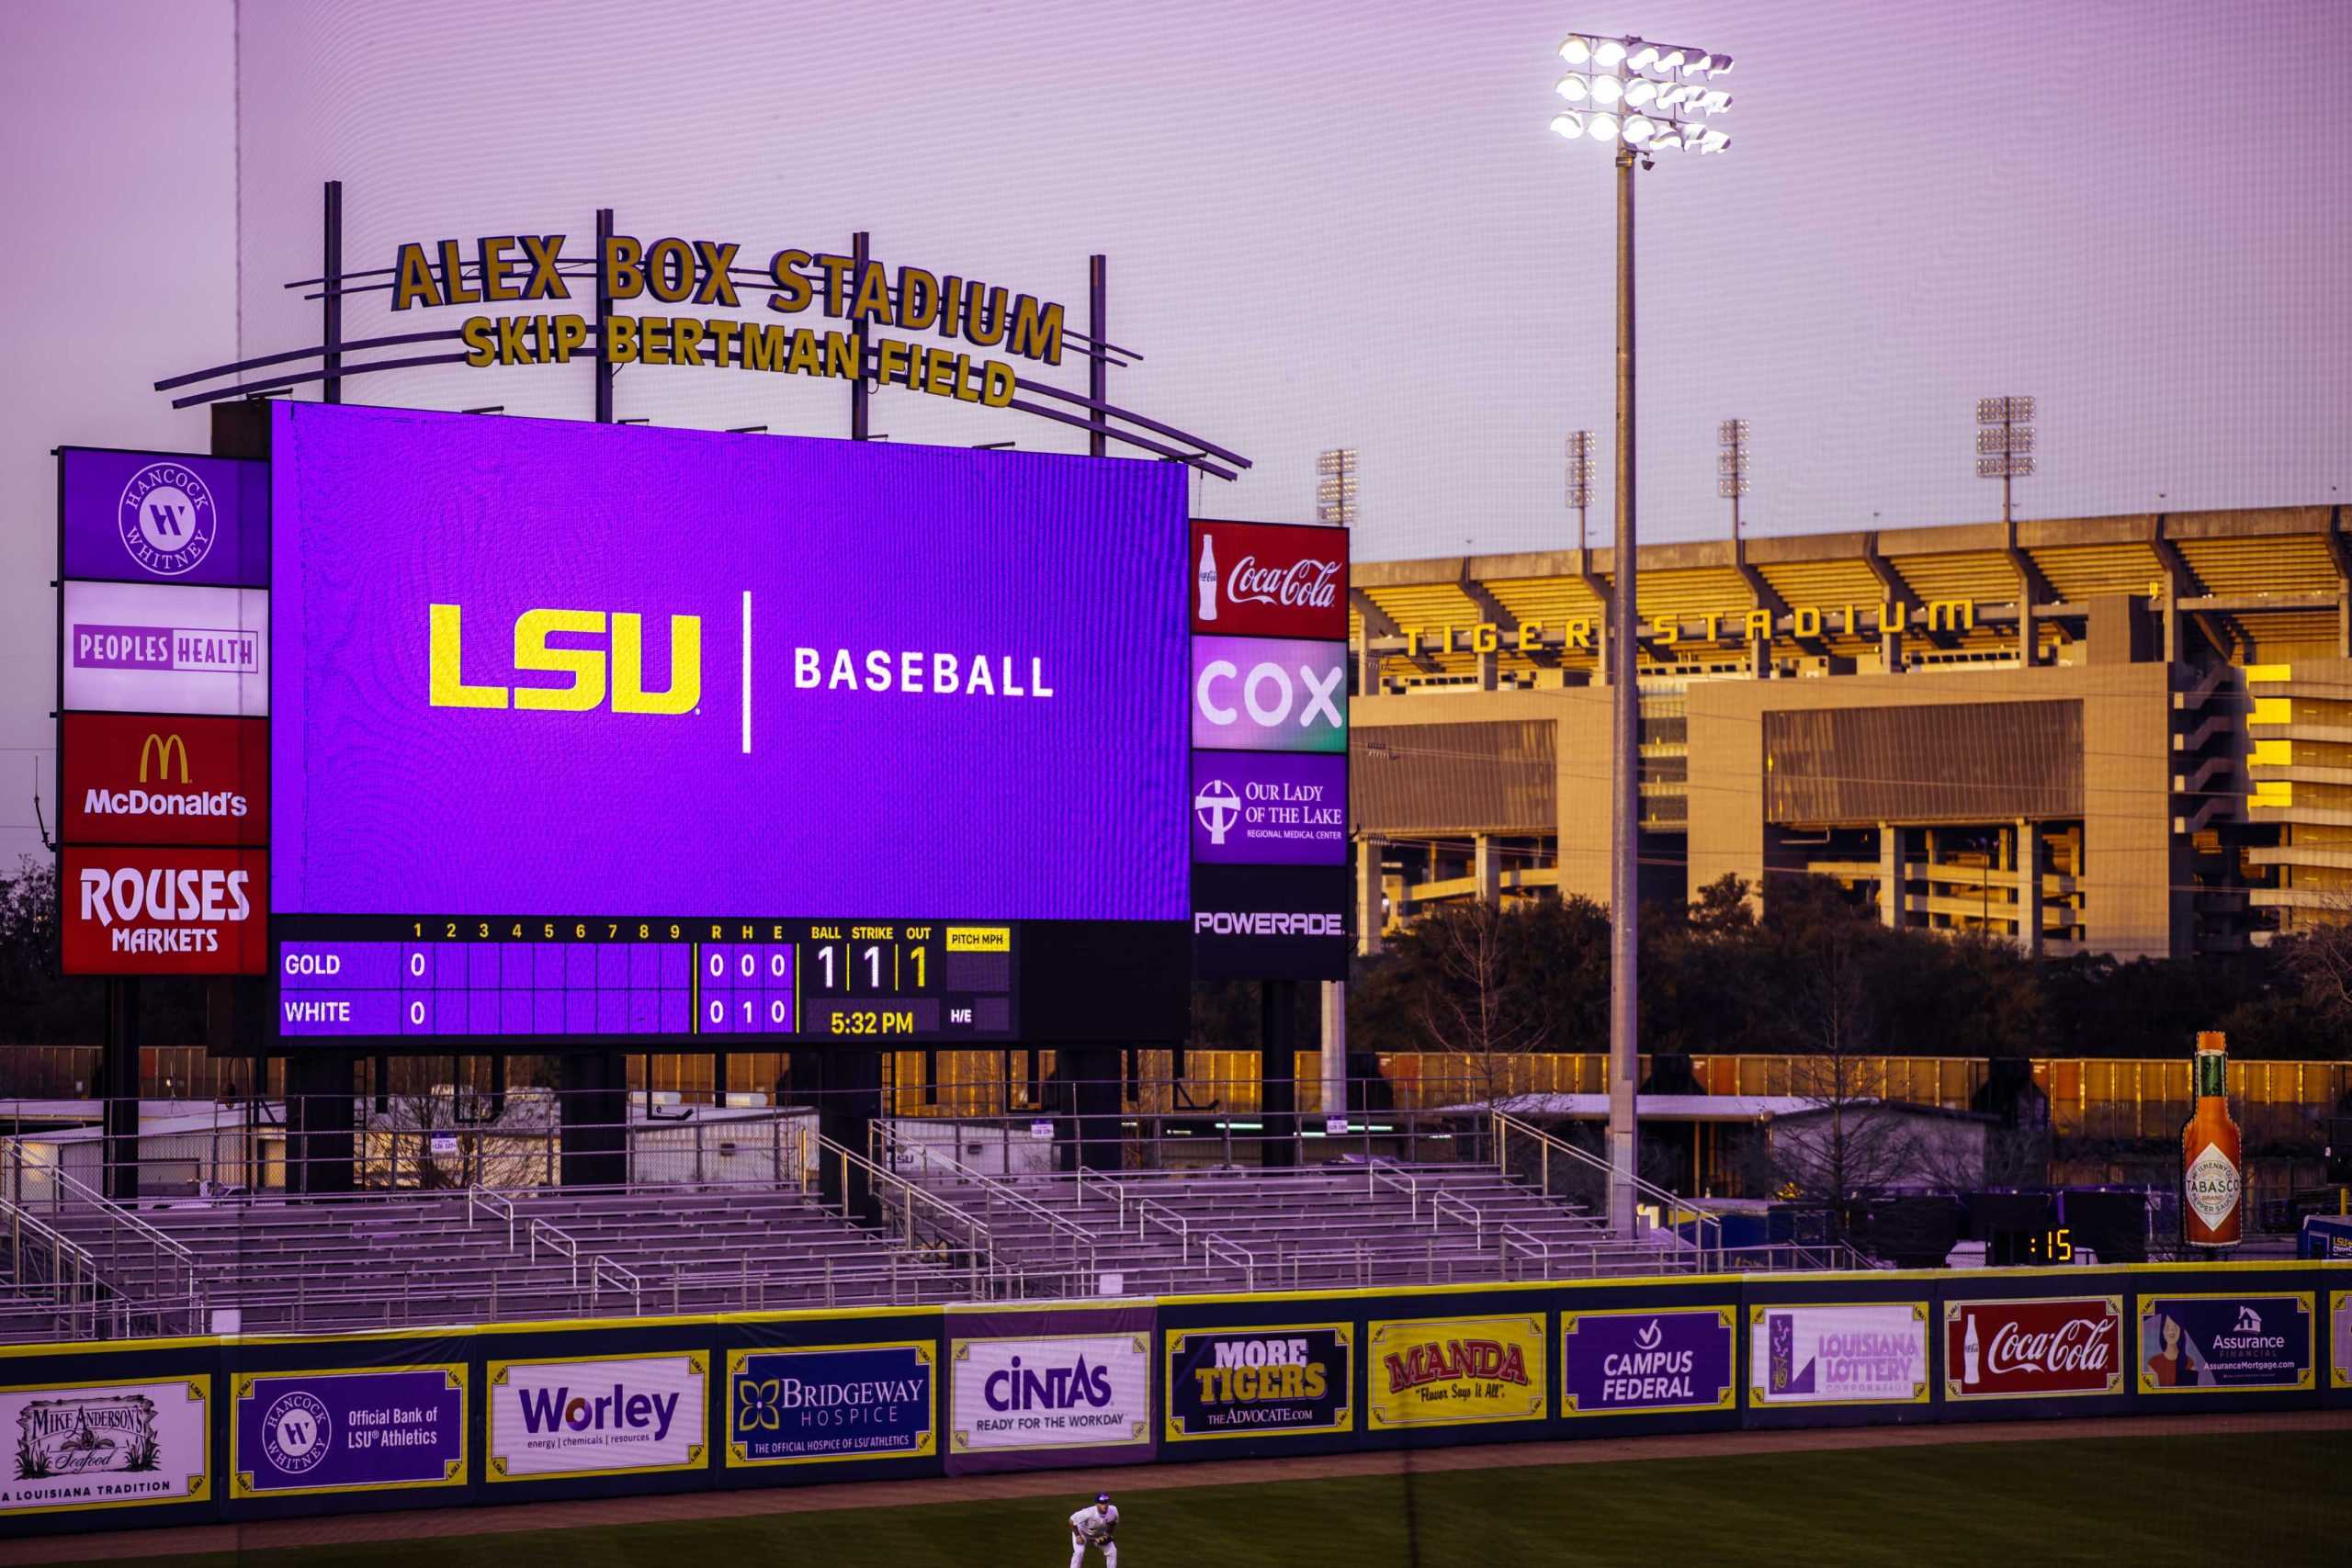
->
2186 1143 2241 1231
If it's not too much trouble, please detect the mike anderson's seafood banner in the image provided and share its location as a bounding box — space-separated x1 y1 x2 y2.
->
2 1378 210 1516
1366 1314 1547 1430
1750 1303 1930 1408
1164 1324 1352 1441
1559 1307 1736 1416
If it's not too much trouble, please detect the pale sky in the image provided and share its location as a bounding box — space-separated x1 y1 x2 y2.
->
6 0 2349 865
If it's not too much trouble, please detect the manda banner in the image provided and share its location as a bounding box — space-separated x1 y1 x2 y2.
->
2136 1293 2315 1393
726 1343 935 1466
1164 1324 1353 1441
0 1377 210 1516
1366 1314 1547 1430
487 1354 707 1481
1750 1303 1930 1407
946 1309 1153 1472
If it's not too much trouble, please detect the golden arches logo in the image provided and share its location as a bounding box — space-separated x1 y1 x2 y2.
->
138 732 189 784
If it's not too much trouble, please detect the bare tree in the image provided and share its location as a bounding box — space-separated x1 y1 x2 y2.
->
1416 900 1550 1114
2279 889 2352 1014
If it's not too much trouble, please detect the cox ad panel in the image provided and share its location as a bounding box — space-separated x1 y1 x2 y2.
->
62 447 268 586
487 1354 707 1482
62 581 269 717
2136 1292 2314 1394
1191 636 1346 753
61 713 268 848
1165 1324 1352 1442
1 1376 210 1517
1559 1307 1736 1418
231 1365 465 1498
1191 519 1346 641
1750 1303 1930 1409
946 1311 1153 1472
1367 1314 1547 1432
61 846 267 976
726 1342 935 1467
1943 1296 2123 1403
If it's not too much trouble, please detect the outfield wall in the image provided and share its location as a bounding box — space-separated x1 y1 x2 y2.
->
6 1262 2347 1539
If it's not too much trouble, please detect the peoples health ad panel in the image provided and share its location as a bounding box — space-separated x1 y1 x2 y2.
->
268 404 1186 921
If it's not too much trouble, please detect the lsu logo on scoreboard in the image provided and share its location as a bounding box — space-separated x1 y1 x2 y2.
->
428 604 700 714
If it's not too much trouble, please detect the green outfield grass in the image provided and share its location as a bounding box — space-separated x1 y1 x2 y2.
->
153 1430 2349 1567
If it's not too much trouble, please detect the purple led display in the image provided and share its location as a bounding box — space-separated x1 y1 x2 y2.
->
268 404 1187 921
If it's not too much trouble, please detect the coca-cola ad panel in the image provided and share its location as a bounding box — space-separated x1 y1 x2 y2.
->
61 713 268 848
61 846 268 976
1191 519 1347 640
1943 1295 2123 1401
2136 1292 2315 1393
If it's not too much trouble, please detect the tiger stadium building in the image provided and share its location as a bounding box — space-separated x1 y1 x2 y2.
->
1343 503 2352 959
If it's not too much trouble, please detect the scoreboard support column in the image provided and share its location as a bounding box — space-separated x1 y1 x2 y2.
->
1261 982 1298 1169
285 1052 357 1196
1058 1046 1123 1176
814 1051 881 1221
99 980 140 1202
560 1052 628 1187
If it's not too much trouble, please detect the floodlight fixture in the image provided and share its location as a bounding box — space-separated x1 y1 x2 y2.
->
1557 73 1590 102
1552 31 1736 157
1591 73 1625 105
1551 112 1586 140
1977 395 2036 424
1589 112 1621 141
1623 115 1657 145
1976 426 2035 455
1317 446 1359 526
1974 394 2037 523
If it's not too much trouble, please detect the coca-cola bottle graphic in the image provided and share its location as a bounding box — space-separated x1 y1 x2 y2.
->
1197 532 1218 622
1962 1313 1981 1386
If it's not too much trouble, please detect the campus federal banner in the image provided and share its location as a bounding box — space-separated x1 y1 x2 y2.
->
0 1376 210 1517
486 1354 707 1482
231 1365 466 1498
1559 1306 1736 1417
1165 1323 1353 1441
945 1306 1154 1474
2136 1293 2315 1393
725 1343 936 1467
1750 1303 1931 1408
1366 1314 1547 1431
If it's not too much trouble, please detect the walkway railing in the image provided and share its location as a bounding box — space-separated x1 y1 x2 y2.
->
1490 1109 1724 1267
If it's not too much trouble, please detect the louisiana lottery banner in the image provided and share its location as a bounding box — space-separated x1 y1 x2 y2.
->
945 1307 1154 1473
2136 1293 2314 1393
232 1365 466 1497
1751 1303 1929 1408
1366 1314 1547 1430
726 1342 935 1466
487 1353 707 1481
1 1377 210 1516
1165 1323 1352 1441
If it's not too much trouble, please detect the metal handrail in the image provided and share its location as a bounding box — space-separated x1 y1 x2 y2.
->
872 1124 1097 1264
1430 1187 1483 1242
467 1185 516 1250
1498 1221 1548 1278
1199 1233 1256 1292
1367 1161 1420 1219
1491 1110 1723 1264
530 1218 579 1286
812 1135 1002 1298
591 1254 642 1315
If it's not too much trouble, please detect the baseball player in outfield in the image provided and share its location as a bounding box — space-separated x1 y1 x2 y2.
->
1068 1491 1119 1567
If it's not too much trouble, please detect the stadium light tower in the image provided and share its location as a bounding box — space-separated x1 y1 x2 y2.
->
1317 447 1359 526
1566 430 1594 548
1720 418 1750 539
1553 28 1735 1239
1976 396 2036 525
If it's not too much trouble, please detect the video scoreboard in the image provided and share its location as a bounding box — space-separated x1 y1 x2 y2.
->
274 919 1016 1043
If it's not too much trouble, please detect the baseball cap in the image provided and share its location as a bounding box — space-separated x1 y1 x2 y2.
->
1096 1493 1112 1503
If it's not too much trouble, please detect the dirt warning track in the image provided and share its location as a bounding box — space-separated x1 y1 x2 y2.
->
18 1409 2349 1565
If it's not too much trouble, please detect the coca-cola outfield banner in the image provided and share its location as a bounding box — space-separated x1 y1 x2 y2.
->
60 846 267 975
1191 519 1347 640
62 713 268 848
1942 1296 2123 1401
1750 1302 1930 1407
2136 1292 2314 1393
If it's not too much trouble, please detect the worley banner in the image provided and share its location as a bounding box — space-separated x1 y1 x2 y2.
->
1750 1303 1930 1408
945 1308 1154 1472
2136 1292 2315 1393
1366 1314 1548 1431
0 1376 210 1517
726 1343 936 1467
1559 1307 1736 1417
61 447 269 587
231 1366 465 1498
1943 1296 2123 1402
487 1354 707 1481
1165 1324 1353 1442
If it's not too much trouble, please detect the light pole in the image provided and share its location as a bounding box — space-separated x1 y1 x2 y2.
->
1720 418 1750 540
1976 397 2036 525
1317 447 1359 526
1566 430 1594 548
1553 30 1734 1237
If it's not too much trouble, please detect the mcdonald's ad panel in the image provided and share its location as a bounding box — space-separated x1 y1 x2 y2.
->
726 1343 935 1466
60 846 267 976
1559 1307 1736 1417
1366 1314 1547 1431
1942 1296 2122 1401
1750 1303 1931 1407
231 1366 465 1498
61 447 269 588
62 580 269 718
1165 1324 1352 1441
62 713 268 847
487 1354 707 1482
0 1377 210 1516
2136 1293 2315 1393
